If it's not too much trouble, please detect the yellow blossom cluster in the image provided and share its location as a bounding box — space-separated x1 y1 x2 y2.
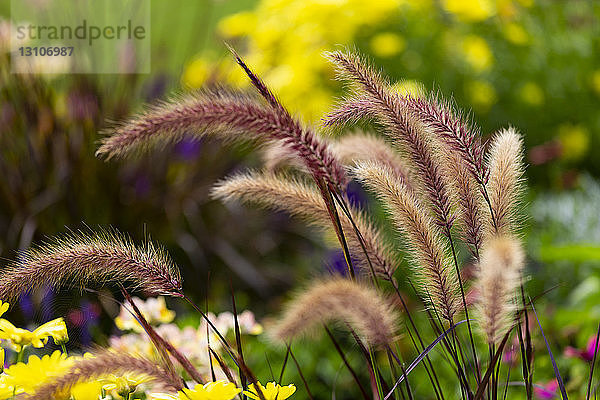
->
179 0 598 145
0 301 149 399
184 0 402 120
151 380 295 400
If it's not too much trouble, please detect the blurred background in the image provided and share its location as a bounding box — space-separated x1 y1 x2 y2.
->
0 0 599 396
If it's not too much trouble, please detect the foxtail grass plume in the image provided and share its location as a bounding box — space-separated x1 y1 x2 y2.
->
97 90 347 190
28 350 183 400
211 172 398 279
403 93 488 186
476 235 525 344
485 128 525 239
0 230 182 303
263 133 414 190
272 277 398 347
440 151 484 259
333 133 414 189
324 50 455 233
353 161 460 322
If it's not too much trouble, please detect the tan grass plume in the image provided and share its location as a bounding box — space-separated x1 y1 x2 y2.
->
0 230 182 303
28 350 183 400
476 235 525 344
211 172 398 279
97 90 348 190
485 127 525 239
263 133 414 189
333 133 414 188
352 161 460 322
272 277 398 347
324 50 455 234
440 151 484 259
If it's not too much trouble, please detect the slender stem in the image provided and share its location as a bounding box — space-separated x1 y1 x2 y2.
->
230 280 247 395
488 345 495 400
370 347 385 400
289 346 315 400
389 279 444 400
183 294 239 365
316 179 355 279
330 189 380 288
278 347 290 385
121 287 199 384
503 357 512 400
15 348 24 363
11 348 25 399
480 184 498 233
325 326 370 400
387 350 404 400
448 228 481 385
424 285 469 399
520 283 533 398
397 355 414 400
586 321 600 400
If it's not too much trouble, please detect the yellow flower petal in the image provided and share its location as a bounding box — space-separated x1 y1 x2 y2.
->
370 32 406 58
178 380 241 400
245 381 296 400
33 317 69 345
2 351 75 393
462 35 494 73
0 302 9 318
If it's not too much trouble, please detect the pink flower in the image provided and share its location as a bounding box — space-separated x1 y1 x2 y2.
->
534 379 558 399
565 336 600 362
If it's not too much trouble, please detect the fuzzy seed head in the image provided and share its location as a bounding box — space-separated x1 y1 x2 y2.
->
0 230 182 303
353 161 460 322
476 235 525 344
272 277 399 348
485 127 525 239
211 172 399 279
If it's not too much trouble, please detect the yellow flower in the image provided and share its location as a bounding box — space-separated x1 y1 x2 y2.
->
558 124 589 162
115 296 176 332
462 35 493 73
245 382 296 400
0 301 9 318
70 381 104 400
370 32 406 58
465 79 497 112
176 380 241 400
442 0 495 22
182 58 211 90
0 317 68 351
391 80 425 97
36 317 69 344
218 11 257 37
2 350 75 393
519 81 544 106
504 22 529 45
196 0 400 121
101 372 149 397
